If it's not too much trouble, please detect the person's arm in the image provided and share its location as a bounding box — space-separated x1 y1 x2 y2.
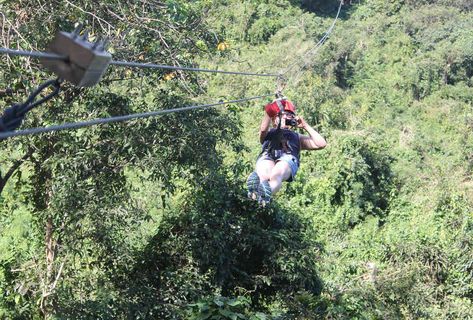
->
297 116 327 150
259 112 272 143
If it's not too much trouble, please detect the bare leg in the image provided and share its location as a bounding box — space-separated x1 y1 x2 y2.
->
268 161 292 194
256 159 275 181
252 159 291 206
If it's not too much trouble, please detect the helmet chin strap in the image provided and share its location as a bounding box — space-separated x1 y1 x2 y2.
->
275 98 284 130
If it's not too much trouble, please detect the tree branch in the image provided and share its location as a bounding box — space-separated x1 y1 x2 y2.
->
0 150 33 195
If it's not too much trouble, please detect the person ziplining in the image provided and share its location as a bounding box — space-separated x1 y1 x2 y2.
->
243 0 343 206
246 96 327 206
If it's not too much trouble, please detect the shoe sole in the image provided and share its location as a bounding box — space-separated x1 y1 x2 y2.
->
258 181 272 207
247 172 260 200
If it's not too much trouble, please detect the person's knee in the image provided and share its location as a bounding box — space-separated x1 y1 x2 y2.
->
269 171 284 183
271 163 291 182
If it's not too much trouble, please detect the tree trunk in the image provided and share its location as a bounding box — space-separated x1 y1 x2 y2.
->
45 217 55 284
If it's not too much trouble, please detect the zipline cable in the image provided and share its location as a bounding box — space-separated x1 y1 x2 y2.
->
0 48 65 60
281 0 343 77
108 60 279 77
0 94 272 140
0 48 280 78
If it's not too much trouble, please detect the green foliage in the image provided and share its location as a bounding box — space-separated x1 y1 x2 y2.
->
285 133 395 232
1 0 472 318
187 296 268 320
0 1 239 318
104 178 322 318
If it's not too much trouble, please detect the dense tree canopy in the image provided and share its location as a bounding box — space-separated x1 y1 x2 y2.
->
1 0 472 319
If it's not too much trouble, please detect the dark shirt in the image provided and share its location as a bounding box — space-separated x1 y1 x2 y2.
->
261 128 301 161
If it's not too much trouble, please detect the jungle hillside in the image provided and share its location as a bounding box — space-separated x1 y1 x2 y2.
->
1 0 472 319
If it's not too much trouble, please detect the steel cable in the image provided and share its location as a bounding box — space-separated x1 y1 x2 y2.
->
281 0 344 79
0 48 280 77
0 94 272 140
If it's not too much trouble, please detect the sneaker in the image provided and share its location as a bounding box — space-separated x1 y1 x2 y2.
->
258 180 272 207
246 171 260 200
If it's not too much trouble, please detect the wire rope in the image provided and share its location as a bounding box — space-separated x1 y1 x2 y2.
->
281 0 343 79
0 94 272 140
0 48 280 78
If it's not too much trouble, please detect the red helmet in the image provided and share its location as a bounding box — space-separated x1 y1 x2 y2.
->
264 99 296 118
